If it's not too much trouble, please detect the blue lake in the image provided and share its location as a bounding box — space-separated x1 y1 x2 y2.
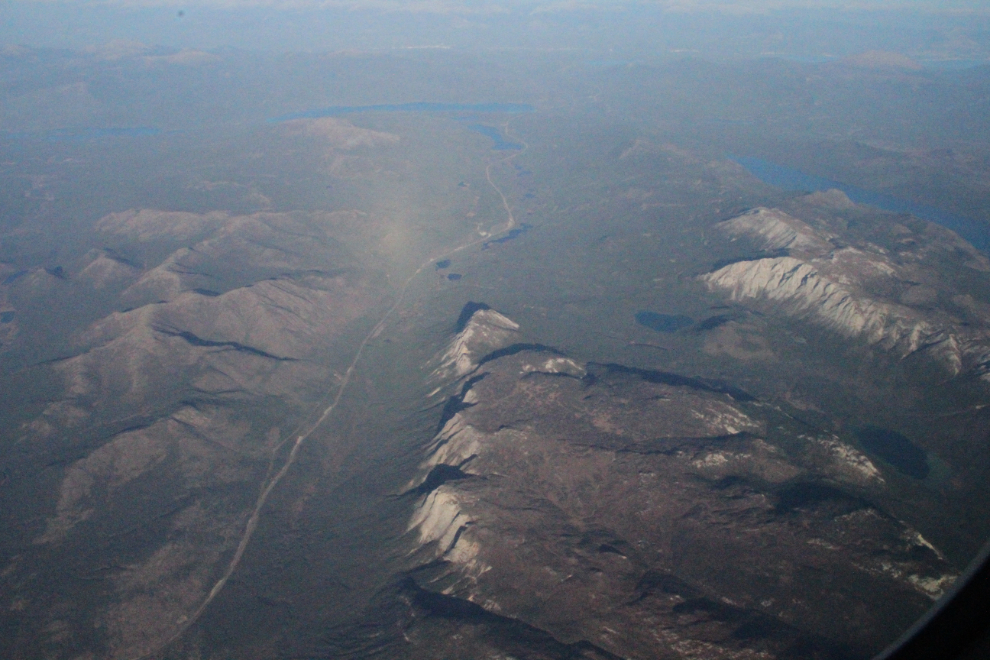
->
483 223 531 249
272 102 534 122
733 156 990 254
635 311 694 333
2 271 27 285
466 124 523 151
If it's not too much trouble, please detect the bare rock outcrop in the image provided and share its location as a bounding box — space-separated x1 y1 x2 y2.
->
281 117 400 150
77 251 141 289
96 209 229 242
18 208 378 660
431 304 521 381
704 206 990 379
719 207 832 253
402 310 956 660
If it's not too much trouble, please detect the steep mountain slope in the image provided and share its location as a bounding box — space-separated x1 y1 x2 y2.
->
389 306 957 660
0 209 382 659
704 202 990 379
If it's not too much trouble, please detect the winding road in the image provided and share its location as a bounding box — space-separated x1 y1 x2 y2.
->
139 123 529 659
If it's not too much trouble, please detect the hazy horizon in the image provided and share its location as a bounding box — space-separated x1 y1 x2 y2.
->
4 0 990 62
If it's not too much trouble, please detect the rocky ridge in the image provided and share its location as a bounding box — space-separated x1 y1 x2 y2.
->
703 205 990 379
396 305 957 660
3 209 378 659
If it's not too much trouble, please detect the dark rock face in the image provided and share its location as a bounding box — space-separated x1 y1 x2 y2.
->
399 310 956 660
853 426 929 480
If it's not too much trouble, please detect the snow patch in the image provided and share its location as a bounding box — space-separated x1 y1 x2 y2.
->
719 207 831 253
703 257 963 373
811 434 885 485
408 488 470 549
692 452 730 468
521 357 585 377
434 309 520 380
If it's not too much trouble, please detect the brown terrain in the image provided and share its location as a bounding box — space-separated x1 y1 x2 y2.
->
391 304 957 660
0 78 989 660
2 207 384 658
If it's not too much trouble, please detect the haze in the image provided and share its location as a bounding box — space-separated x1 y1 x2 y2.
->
2 1 990 659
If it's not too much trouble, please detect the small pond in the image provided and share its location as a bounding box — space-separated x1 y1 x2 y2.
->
854 426 929 480
635 311 694 333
